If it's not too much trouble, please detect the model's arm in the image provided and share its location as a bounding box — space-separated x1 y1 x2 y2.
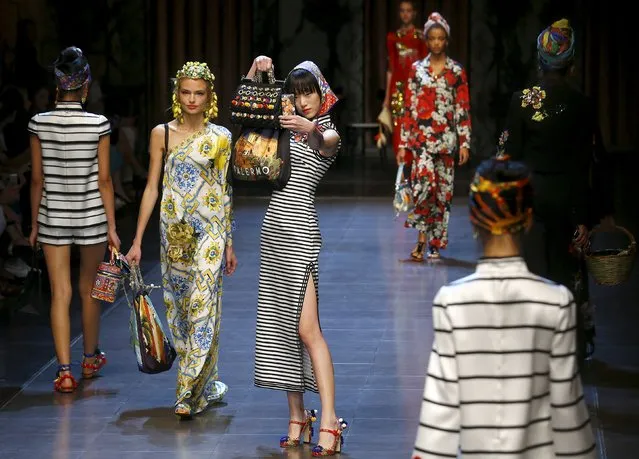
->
96 132 120 250
549 287 597 457
28 134 43 245
126 125 165 263
454 68 472 151
383 33 396 107
308 120 340 158
412 287 461 458
218 133 234 247
397 64 418 162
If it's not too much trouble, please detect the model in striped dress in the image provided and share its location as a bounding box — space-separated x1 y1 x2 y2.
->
28 47 120 393
245 56 348 457
412 158 596 458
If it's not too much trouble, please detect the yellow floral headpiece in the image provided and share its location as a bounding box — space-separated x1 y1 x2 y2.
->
172 61 218 123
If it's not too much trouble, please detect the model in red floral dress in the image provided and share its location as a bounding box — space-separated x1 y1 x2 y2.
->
383 1 428 159
398 12 471 260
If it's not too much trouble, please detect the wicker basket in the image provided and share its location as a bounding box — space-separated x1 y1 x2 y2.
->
584 225 637 286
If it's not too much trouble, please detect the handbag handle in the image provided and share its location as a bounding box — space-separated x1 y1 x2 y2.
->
252 67 276 84
109 246 119 264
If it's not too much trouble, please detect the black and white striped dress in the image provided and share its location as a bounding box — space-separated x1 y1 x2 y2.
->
255 114 337 392
28 101 110 246
413 257 596 458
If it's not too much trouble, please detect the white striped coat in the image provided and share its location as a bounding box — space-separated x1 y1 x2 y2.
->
413 257 596 458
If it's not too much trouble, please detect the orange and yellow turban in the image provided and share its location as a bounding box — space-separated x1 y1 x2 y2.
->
469 157 533 236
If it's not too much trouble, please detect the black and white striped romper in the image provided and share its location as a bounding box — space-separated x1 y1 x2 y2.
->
255 114 338 392
28 101 111 246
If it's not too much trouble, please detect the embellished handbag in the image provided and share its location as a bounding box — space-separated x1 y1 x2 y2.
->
232 127 291 190
230 68 284 129
393 163 413 217
91 246 124 303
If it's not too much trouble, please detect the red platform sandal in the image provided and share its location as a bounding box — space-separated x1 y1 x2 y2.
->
53 364 78 393
312 418 348 457
81 348 107 379
280 409 317 448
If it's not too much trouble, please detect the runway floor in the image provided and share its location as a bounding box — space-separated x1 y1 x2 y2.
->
1 197 637 458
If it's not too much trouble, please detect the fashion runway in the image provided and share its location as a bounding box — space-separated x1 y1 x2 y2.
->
0 198 637 458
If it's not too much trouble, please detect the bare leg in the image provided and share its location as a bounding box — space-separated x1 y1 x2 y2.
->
286 391 306 438
298 275 340 449
42 244 73 387
77 243 107 357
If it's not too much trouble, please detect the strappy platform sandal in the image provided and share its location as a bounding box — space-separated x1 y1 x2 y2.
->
175 398 193 420
410 241 426 261
53 364 78 393
280 409 317 448
81 348 107 379
312 418 349 457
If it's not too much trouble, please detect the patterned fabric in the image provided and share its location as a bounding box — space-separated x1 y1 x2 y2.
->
400 55 471 248
54 63 91 91
537 18 575 70
405 154 455 248
386 27 428 155
412 257 596 458
160 123 234 413
423 11 450 37
290 61 338 116
469 158 533 236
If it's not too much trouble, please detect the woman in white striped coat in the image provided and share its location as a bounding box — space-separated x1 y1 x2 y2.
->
412 157 596 458
28 47 120 393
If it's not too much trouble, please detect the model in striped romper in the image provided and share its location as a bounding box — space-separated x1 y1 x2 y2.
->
28 46 119 394
247 57 348 456
412 158 596 458
28 101 111 245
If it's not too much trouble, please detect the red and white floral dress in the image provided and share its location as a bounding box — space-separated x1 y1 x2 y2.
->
399 54 471 250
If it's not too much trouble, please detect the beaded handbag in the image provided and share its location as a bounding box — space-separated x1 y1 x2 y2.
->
91 247 124 303
230 68 284 129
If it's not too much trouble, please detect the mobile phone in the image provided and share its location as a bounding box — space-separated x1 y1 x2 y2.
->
281 94 296 116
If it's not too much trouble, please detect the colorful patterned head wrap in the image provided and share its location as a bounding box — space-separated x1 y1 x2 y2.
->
469 157 533 236
423 12 450 38
54 62 91 91
172 61 218 119
537 18 575 70
290 61 338 116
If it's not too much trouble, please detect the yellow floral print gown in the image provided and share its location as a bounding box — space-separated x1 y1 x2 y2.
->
160 123 234 413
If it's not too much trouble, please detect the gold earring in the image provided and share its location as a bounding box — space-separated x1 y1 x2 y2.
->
172 94 183 124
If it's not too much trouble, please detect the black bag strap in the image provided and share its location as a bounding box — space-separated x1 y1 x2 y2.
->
163 123 169 153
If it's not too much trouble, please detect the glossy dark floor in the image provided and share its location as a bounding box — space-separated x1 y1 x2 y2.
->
1 153 637 459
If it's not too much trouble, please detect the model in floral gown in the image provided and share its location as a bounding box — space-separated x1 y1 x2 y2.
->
126 62 237 418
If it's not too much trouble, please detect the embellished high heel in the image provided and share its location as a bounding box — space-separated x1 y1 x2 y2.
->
411 241 426 261
174 398 193 420
312 418 348 457
81 348 107 379
53 364 78 393
280 409 317 448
